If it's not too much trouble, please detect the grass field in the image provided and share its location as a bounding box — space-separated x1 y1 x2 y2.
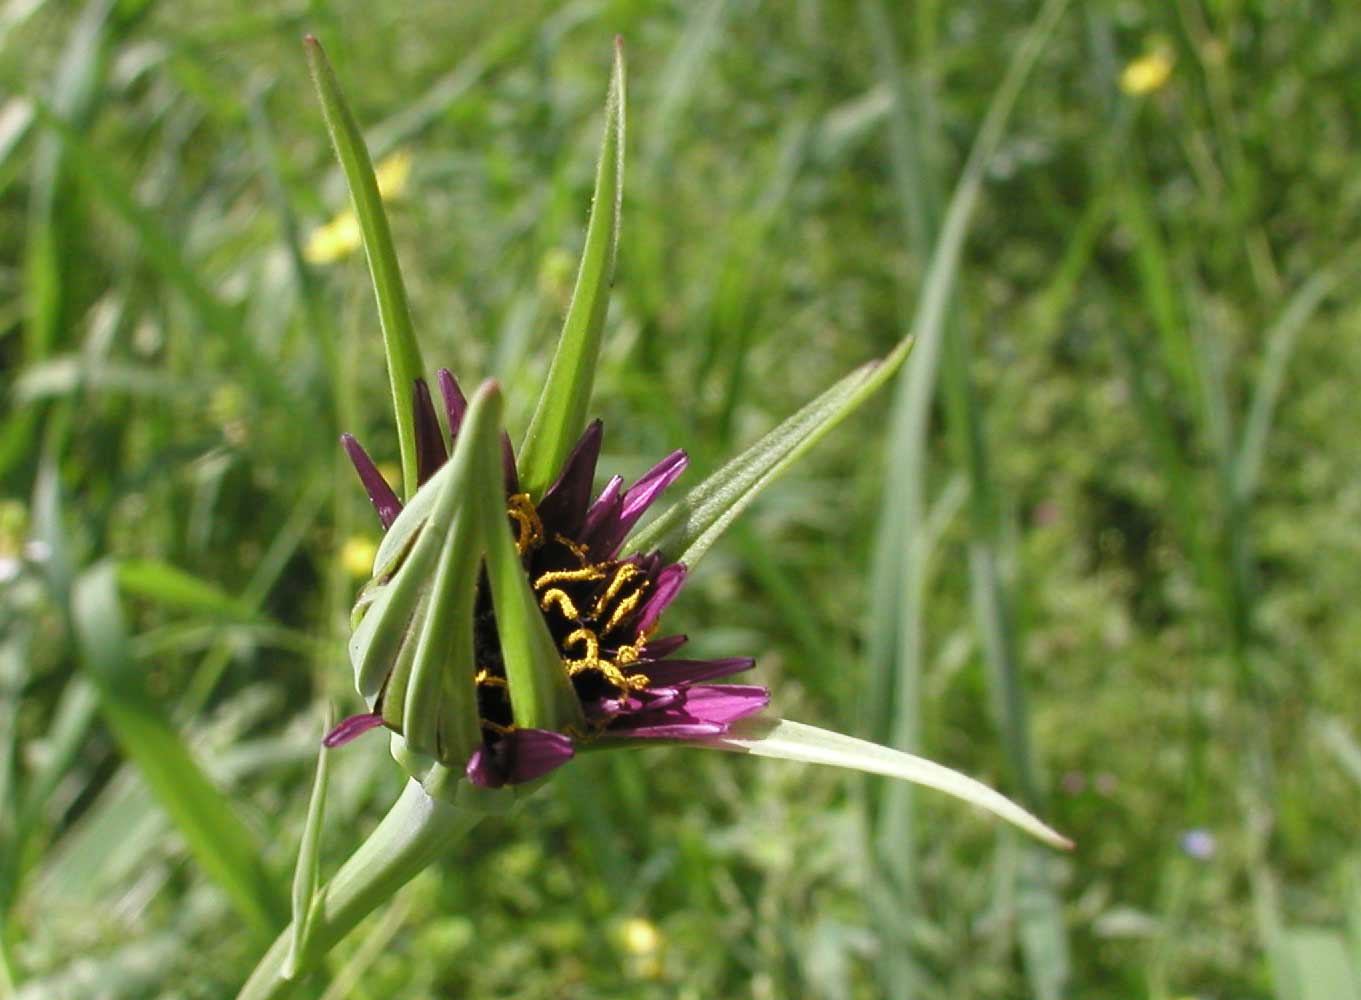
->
5 1 1361 997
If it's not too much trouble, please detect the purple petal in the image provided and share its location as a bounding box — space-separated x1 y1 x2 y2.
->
583 474 624 532
440 368 517 492
501 433 520 495
591 451 688 557
627 551 664 579
641 634 688 658
622 450 688 522
322 712 385 747
635 563 687 634
341 434 402 531
537 420 604 538
638 657 756 687
413 378 448 486
603 684 767 741
466 729 575 788
608 719 726 740
679 684 770 724
437 369 468 442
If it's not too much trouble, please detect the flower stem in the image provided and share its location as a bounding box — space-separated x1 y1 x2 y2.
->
236 779 484 1000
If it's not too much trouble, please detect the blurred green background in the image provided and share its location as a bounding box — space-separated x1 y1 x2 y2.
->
4 0 1361 997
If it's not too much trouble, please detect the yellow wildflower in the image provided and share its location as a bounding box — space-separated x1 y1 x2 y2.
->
617 917 663 979
305 150 413 264
340 536 379 579
1121 48 1174 96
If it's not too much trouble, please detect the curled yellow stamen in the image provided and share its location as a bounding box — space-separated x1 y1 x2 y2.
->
539 587 581 620
593 563 641 618
535 565 606 587
506 493 543 553
561 628 650 692
555 534 591 561
563 628 600 672
474 669 507 688
604 589 644 634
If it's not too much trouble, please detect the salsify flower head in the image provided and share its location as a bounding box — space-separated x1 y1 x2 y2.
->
326 371 768 789
298 32 1068 850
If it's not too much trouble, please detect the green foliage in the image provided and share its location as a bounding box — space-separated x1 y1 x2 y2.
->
5 2 1361 998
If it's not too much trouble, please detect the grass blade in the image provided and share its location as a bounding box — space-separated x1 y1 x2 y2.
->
1234 269 1340 504
72 563 286 939
116 558 260 622
863 1 1072 995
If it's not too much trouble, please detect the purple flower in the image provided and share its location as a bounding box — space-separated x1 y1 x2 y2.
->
327 370 768 789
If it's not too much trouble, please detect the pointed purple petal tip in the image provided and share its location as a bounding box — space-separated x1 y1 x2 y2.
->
323 712 385 748
437 368 468 442
341 434 402 531
412 378 448 486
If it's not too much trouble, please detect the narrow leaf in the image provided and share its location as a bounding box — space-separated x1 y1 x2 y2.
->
305 35 425 500
518 40 626 500
624 336 913 566
1234 269 1338 504
72 564 286 938
697 717 1072 850
285 709 333 979
116 558 259 622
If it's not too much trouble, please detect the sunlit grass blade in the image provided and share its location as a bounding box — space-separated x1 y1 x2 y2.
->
1234 268 1340 504
365 22 531 159
22 0 113 365
185 477 329 712
1278 928 1361 1000
28 101 236 335
116 558 260 622
72 563 286 939
305 35 425 500
517 39 625 501
863 0 1072 995
624 336 913 567
0 624 25 911
700 718 1072 849
26 99 292 410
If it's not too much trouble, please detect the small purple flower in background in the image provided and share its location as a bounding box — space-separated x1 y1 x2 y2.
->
1179 828 1217 861
327 370 768 788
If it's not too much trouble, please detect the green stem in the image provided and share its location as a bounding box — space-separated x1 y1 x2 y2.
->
236 780 484 1000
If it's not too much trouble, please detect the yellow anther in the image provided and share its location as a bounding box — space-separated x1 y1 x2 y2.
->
474 670 507 688
555 534 591 561
593 563 641 618
505 493 543 554
563 628 601 671
534 565 606 588
615 643 641 664
604 589 644 634
595 660 633 689
539 587 581 620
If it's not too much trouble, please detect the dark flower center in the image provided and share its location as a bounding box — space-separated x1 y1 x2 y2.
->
471 494 653 736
